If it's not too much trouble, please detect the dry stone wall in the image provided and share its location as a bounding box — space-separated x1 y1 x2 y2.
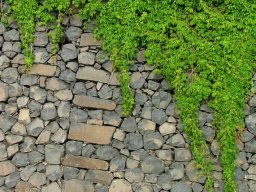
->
0 14 255 192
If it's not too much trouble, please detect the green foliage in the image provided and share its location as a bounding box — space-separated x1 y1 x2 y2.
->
7 0 38 69
7 0 70 69
78 1 256 191
36 0 70 55
4 1 256 191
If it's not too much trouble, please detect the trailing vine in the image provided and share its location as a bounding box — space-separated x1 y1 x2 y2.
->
3 1 256 191
78 1 256 191
6 0 38 69
36 0 70 55
6 0 70 69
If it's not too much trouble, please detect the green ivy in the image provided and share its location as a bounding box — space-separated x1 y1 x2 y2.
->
78 1 256 191
6 0 38 69
6 0 71 69
4 1 256 191
36 0 70 55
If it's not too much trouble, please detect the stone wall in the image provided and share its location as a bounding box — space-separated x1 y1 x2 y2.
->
0 14 255 192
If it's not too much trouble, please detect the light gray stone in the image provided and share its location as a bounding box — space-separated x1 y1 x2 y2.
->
59 69 76 82
82 144 95 157
156 150 172 161
0 23 6 35
0 161 16 177
138 119 156 135
20 74 38 86
152 109 167 125
63 167 79 180
78 52 95 65
20 165 36 181
65 26 82 41
121 117 137 133
141 156 164 174
70 14 83 27
28 172 46 187
0 115 17 133
46 165 63 181
96 146 118 161
76 66 118 85
0 143 7 161
45 144 64 164
175 148 192 162
125 168 144 183
66 141 83 156
110 156 126 172
9 83 22 97
58 101 71 118
61 44 78 62
70 107 88 122
34 32 48 47
169 163 185 180
159 122 176 136
85 170 113 185
5 172 20 188
134 93 148 105
158 174 172 190
51 128 67 144
42 182 61 192
103 111 122 126
34 48 50 63
95 51 109 64
109 179 132 192
245 113 256 136
0 83 8 101
124 133 143 150
98 84 112 99
11 152 29 167
1 68 18 84
41 103 57 121
27 118 44 137
171 183 192 192
0 55 10 70
28 151 44 165
152 91 171 109
167 134 185 147
3 29 19 41
130 72 145 89
144 132 164 150
46 77 68 91
63 179 94 192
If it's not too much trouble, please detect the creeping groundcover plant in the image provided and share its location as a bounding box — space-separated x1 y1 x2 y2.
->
4 0 256 191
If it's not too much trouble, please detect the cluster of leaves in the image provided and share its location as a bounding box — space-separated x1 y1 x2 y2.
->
36 0 71 54
6 0 38 69
76 1 256 191
4 0 256 191
5 0 71 69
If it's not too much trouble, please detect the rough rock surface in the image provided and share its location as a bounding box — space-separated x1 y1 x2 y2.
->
0 17 254 192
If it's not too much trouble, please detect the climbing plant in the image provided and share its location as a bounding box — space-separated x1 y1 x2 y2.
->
5 0 70 69
6 0 38 69
36 0 71 55
4 0 256 191
77 1 256 191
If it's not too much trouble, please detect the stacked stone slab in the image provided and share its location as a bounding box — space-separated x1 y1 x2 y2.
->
0 12 256 192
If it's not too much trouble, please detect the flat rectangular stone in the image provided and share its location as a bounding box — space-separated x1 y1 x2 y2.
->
68 123 116 144
29 64 56 76
73 95 116 110
62 155 109 170
76 66 119 85
85 170 113 185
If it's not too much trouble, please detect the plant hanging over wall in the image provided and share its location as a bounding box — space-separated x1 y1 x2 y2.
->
4 0 256 191
76 1 256 190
